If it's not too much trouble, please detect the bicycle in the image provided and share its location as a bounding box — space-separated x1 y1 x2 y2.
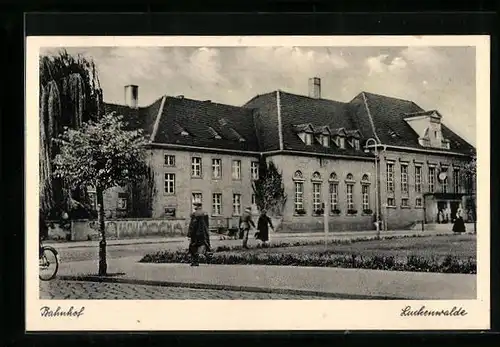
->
39 238 60 281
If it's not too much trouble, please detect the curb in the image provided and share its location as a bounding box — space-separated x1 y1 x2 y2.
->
56 274 408 300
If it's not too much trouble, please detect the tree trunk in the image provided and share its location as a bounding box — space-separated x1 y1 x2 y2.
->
96 186 107 276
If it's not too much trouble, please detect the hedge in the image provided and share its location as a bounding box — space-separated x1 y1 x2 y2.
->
140 233 476 274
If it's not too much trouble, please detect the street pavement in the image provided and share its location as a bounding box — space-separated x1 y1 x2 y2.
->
39 229 476 300
40 279 328 300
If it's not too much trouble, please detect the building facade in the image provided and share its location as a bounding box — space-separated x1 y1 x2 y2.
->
99 79 475 231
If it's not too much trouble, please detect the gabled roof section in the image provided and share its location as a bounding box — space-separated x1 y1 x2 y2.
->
293 123 314 133
313 125 331 135
346 129 361 138
349 91 475 154
331 127 347 136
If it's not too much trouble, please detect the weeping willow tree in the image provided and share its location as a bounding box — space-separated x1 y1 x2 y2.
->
39 49 104 217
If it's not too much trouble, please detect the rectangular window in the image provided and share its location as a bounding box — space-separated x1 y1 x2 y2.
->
386 163 395 193
232 160 241 180
321 135 329 147
428 167 436 192
415 197 423 208
164 173 175 194
251 161 259 180
232 194 241 216
251 194 256 207
164 154 175 166
387 197 395 207
117 193 128 210
339 137 345 149
441 170 448 193
347 184 354 210
453 169 460 193
401 198 409 207
192 192 202 206
294 182 304 212
415 166 422 193
212 158 222 179
212 193 222 215
191 157 202 177
362 185 369 211
313 183 322 213
329 183 338 211
305 133 312 145
401 164 408 195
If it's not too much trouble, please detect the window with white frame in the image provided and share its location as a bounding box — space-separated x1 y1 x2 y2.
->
415 197 423 208
338 136 345 149
329 183 338 211
164 154 175 166
386 162 395 193
415 165 422 193
192 192 202 206
305 133 312 145
387 197 395 207
453 168 460 193
212 158 222 179
232 160 241 180
353 139 360 150
232 194 241 216
164 173 175 194
401 164 409 195
212 193 222 215
347 184 354 211
441 176 448 193
313 183 322 213
191 157 202 177
321 135 329 147
294 182 304 212
251 161 259 180
362 185 369 211
428 167 436 192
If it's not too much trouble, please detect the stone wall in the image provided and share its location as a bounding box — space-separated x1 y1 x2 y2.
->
71 218 189 241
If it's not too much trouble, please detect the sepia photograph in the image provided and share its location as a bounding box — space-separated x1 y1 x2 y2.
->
26 36 490 331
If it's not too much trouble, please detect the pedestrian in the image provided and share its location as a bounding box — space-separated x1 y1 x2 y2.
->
240 206 255 249
452 207 466 234
187 202 211 266
256 209 274 247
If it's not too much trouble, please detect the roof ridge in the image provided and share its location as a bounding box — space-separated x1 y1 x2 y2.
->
361 92 382 143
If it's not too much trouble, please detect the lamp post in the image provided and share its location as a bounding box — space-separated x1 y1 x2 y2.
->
364 138 380 238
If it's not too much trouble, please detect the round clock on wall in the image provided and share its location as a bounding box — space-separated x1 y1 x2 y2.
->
438 172 448 181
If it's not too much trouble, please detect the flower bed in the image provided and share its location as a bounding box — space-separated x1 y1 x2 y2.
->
140 234 476 274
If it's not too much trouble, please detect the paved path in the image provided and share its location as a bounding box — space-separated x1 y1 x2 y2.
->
40 279 328 300
51 254 476 300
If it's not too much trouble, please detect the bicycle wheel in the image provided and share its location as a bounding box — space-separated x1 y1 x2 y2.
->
39 246 59 281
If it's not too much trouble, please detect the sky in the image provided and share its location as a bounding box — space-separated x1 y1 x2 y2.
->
40 46 476 145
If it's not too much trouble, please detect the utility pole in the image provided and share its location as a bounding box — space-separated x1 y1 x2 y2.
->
324 200 329 249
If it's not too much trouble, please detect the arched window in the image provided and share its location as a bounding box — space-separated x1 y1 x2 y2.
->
329 172 337 180
361 174 370 212
362 174 370 182
346 173 354 181
345 173 355 213
293 170 304 180
312 171 322 180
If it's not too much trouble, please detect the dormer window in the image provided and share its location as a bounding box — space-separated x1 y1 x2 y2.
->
337 136 345 149
305 133 312 145
207 127 222 140
353 139 360 150
321 135 329 147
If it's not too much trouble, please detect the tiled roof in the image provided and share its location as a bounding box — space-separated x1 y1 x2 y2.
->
358 92 475 154
154 96 260 151
104 88 475 157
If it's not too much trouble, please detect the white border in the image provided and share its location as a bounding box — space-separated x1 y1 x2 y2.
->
26 35 490 331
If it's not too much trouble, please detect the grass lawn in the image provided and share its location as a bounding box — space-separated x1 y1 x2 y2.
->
219 234 476 261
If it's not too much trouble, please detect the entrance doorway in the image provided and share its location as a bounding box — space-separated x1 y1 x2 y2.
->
450 201 460 222
437 201 448 223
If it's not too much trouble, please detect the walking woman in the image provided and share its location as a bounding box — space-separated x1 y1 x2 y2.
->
240 206 255 249
452 206 466 234
256 209 274 247
187 202 211 266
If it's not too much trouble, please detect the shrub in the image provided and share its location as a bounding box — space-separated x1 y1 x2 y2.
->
295 209 306 215
347 209 358 215
331 209 341 215
363 209 373 215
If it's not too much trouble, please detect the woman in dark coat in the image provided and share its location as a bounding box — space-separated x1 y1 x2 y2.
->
187 202 211 266
256 209 274 246
452 208 466 234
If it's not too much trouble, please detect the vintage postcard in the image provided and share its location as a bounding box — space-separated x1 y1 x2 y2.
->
26 35 490 331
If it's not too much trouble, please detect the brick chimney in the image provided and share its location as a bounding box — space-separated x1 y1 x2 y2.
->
308 77 321 99
124 85 139 108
